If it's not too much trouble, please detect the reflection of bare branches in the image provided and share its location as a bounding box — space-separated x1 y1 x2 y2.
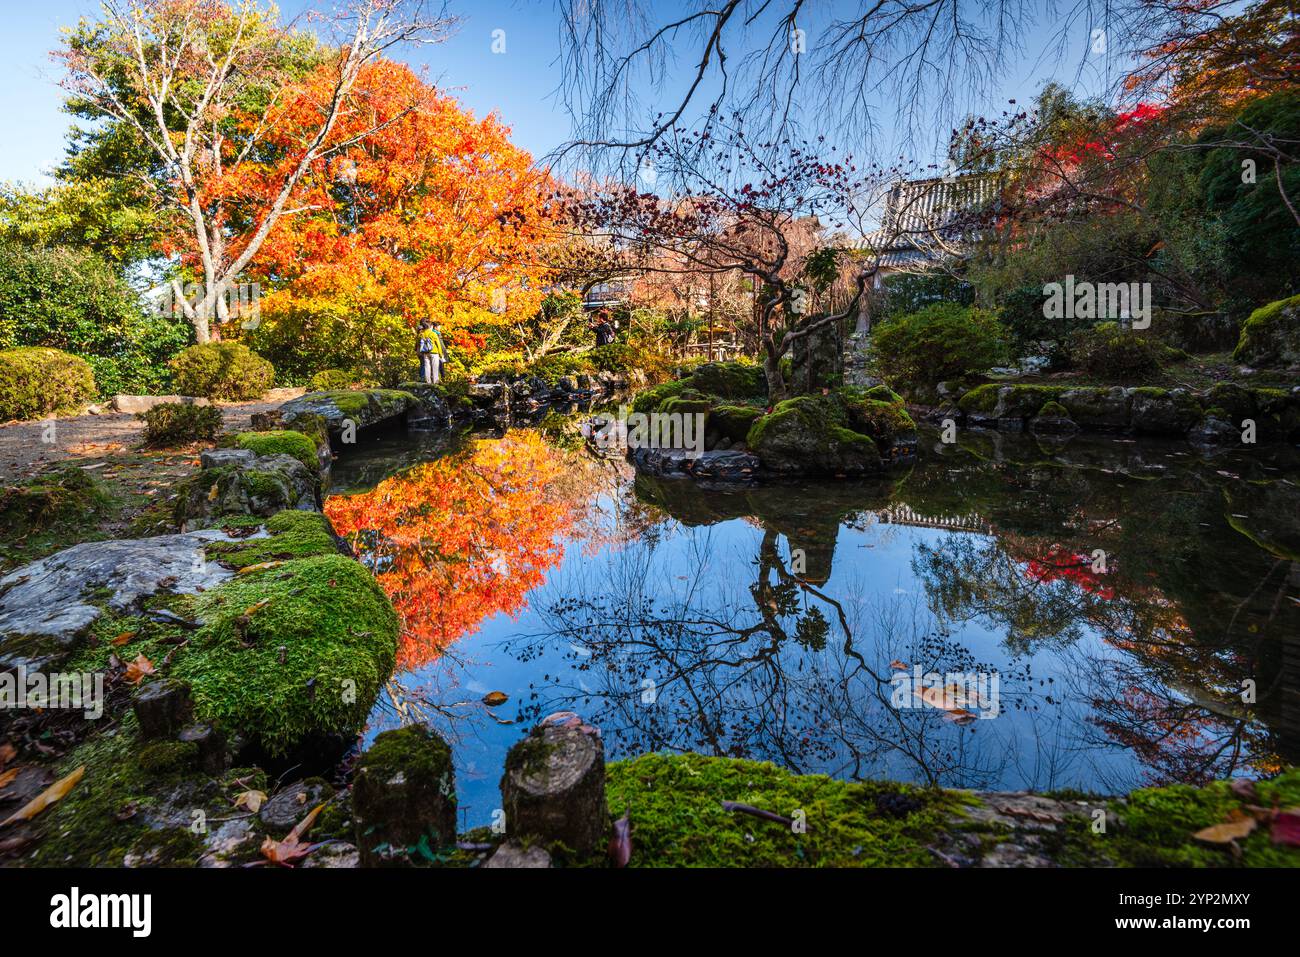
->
503 525 1041 789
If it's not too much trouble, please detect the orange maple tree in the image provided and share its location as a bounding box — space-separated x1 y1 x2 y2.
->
229 59 557 353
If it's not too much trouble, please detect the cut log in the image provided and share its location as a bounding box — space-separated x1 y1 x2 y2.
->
352 725 456 867
500 714 608 855
133 679 194 739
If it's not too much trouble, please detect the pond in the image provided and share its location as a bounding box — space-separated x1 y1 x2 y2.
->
325 419 1300 830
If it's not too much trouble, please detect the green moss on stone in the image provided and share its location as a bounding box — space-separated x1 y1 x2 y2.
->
710 404 764 442
173 553 398 756
236 430 319 472
604 752 959 867
204 510 342 569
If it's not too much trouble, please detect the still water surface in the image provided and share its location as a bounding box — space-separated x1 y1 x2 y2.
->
326 423 1300 828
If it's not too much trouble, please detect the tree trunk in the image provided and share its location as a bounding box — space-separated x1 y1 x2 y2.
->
762 349 787 404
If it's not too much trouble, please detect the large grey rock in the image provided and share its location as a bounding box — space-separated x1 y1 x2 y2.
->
482 841 552 868
111 394 210 413
0 531 237 668
199 448 257 470
1059 387 1131 430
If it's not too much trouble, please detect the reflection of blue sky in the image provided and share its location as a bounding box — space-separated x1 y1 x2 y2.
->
365 479 1153 829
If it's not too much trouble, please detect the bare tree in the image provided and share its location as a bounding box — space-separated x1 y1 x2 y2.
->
59 0 455 342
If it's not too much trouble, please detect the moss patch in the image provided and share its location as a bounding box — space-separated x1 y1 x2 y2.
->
172 553 398 757
203 510 342 570
1233 293 1300 367
604 753 960 867
236 430 319 472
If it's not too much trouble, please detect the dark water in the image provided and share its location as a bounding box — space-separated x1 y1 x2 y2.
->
328 422 1300 829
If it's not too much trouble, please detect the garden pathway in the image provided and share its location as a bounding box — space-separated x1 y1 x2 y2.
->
0 388 305 481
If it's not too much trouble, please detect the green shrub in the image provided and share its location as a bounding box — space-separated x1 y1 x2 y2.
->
0 242 191 396
137 402 223 447
307 368 375 392
870 303 1009 394
169 342 274 400
529 352 594 384
0 346 96 421
589 342 673 382
1068 322 1165 381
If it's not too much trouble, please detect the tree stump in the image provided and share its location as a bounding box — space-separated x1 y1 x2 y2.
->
501 713 608 855
178 722 226 774
133 679 194 739
352 725 456 867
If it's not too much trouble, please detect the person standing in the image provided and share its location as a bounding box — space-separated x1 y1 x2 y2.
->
589 308 616 346
417 320 449 384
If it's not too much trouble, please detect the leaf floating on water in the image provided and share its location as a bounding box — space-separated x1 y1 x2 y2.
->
235 790 267 813
609 812 632 867
889 660 908 672
482 691 509 707
0 765 84 827
124 654 156 684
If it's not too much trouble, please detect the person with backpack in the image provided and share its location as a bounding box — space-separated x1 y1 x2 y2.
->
417 319 449 384
589 308 616 347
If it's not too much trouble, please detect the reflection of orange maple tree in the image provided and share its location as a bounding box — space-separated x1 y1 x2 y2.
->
324 432 583 669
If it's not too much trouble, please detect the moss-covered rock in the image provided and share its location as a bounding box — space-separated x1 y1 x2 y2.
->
630 378 691 415
353 725 457 867
746 394 881 475
172 553 398 758
202 510 346 569
688 361 766 400
1129 387 1203 435
604 753 960 867
1059 386 1132 429
235 430 320 473
1232 293 1300 367
841 391 917 444
174 453 319 526
709 404 764 443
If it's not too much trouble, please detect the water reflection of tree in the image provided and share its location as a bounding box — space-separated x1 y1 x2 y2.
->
325 430 609 668
911 518 1288 785
505 520 1047 790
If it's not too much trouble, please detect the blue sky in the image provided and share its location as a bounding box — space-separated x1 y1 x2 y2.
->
0 1 1122 185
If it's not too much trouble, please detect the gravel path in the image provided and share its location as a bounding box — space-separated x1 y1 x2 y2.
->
0 388 305 481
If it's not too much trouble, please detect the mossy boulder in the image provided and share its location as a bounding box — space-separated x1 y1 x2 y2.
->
746 394 881 476
958 384 1066 422
630 378 691 415
272 389 416 441
688 361 766 400
1058 386 1132 430
1232 293 1300 367
353 725 457 867
1030 400 1079 435
1203 383 1256 424
235 430 320 473
173 553 398 758
202 510 347 569
1129 387 1203 435
841 391 917 445
0 466 110 551
175 452 319 527
709 404 763 443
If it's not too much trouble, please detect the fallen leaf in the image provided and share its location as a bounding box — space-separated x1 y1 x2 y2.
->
234 790 267 813
0 768 19 792
124 654 156 684
608 811 632 867
111 631 137 647
237 561 285 576
1271 809 1300 847
889 660 908 672
0 766 85 827
0 743 14 768
260 803 324 865
1193 816 1257 845
242 599 270 617
482 691 509 707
